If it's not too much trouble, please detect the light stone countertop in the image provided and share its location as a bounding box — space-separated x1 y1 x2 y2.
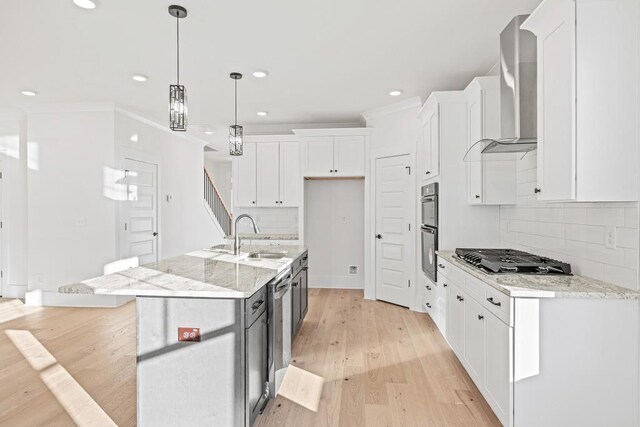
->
437 251 640 299
59 245 307 299
226 233 299 241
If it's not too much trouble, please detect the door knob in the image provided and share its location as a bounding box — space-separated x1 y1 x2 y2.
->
375 234 382 239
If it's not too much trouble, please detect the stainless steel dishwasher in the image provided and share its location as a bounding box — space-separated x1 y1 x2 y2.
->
267 267 292 398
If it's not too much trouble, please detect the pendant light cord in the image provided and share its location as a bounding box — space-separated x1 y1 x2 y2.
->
176 14 180 85
234 79 238 126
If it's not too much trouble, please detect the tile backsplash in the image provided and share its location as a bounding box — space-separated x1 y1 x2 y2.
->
499 153 639 291
233 207 299 235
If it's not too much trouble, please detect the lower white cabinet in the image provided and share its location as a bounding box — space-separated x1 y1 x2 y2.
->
446 282 465 358
483 310 512 425
463 296 485 385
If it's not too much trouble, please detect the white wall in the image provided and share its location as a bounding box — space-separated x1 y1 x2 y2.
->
500 152 639 291
27 110 118 297
304 179 364 289
0 116 28 298
115 111 224 259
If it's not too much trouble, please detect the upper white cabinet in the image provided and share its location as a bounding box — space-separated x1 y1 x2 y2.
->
233 140 301 207
521 0 638 202
464 77 516 205
296 130 370 178
233 143 257 207
417 101 440 181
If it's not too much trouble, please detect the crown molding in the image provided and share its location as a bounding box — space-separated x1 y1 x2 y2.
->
293 127 374 137
244 134 300 143
361 96 422 122
20 102 116 115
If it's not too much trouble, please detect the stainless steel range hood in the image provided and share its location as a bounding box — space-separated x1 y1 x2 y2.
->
481 15 537 154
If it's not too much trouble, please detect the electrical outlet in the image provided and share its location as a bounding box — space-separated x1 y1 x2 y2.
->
348 265 358 275
605 226 616 249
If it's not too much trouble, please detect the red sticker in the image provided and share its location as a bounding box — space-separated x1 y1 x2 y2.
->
178 327 201 342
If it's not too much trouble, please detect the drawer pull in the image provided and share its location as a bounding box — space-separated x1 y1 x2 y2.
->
425 303 432 308
438 263 445 269
443 283 447 287
456 295 464 302
252 299 264 310
426 285 432 291
486 297 502 307
478 314 484 320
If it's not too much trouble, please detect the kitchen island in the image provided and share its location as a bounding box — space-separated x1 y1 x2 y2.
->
60 244 308 427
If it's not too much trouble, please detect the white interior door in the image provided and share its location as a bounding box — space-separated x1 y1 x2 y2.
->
374 155 413 307
0 159 3 296
120 158 159 266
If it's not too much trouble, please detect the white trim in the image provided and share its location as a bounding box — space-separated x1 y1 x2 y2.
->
115 107 209 147
2 284 27 299
361 96 423 122
21 102 116 114
244 134 300 143
293 127 374 137
25 290 133 307
418 91 466 122
203 200 227 237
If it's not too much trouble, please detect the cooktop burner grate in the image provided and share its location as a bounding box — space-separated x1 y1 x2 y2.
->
454 248 572 275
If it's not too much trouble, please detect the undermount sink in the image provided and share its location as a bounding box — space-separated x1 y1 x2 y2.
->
248 252 286 260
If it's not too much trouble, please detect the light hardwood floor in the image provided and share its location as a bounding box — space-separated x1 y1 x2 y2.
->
0 290 500 427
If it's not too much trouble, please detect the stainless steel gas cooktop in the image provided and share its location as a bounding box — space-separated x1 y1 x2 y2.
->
454 248 572 275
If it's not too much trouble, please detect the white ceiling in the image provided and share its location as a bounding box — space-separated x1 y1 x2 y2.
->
1 0 541 150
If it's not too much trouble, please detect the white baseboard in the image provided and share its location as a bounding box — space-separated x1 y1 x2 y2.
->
25 290 134 307
308 274 364 290
2 284 27 299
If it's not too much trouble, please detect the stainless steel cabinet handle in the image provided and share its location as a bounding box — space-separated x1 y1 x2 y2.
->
486 297 501 307
252 299 264 310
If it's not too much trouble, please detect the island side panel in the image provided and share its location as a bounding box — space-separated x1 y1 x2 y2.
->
137 297 245 427
513 298 640 427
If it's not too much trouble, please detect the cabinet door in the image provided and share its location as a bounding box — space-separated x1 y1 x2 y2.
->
464 299 485 386
233 142 257 207
291 273 302 336
279 142 300 207
446 282 465 358
467 92 484 204
422 116 434 180
256 143 280 207
429 107 440 178
433 280 447 335
305 137 334 177
246 310 268 426
300 266 308 319
484 311 512 427
334 136 365 177
527 0 576 201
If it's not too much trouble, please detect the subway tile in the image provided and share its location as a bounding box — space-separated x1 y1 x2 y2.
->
603 265 638 291
562 208 588 224
508 219 564 238
564 223 604 245
624 207 639 228
562 240 626 268
616 228 639 249
624 249 638 270
586 208 625 227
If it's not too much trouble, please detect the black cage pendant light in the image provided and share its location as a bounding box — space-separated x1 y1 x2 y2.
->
168 5 187 131
229 72 244 156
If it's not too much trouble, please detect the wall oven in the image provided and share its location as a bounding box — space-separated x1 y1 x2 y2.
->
421 183 438 282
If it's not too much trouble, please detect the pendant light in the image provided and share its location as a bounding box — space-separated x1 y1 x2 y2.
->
229 72 244 156
168 5 187 131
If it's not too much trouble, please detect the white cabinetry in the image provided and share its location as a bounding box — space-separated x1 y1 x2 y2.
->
521 0 638 202
446 281 465 358
417 102 440 181
483 311 512 425
233 140 301 207
303 135 365 178
464 77 516 205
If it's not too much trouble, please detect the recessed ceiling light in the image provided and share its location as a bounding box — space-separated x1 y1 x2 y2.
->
257 111 268 116
389 90 403 97
132 74 147 82
73 0 97 9
21 90 37 97
252 70 268 78
204 130 213 135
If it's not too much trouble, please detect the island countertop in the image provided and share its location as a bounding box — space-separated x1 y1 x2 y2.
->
59 245 307 299
437 251 639 299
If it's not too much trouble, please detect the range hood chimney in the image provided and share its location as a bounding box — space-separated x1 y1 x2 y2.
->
481 15 537 154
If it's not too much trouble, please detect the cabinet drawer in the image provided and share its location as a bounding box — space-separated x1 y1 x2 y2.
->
424 279 435 313
292 251 308 276
464 275 486 305
482 286 512 326
245 286 267 327
437 258 465 287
